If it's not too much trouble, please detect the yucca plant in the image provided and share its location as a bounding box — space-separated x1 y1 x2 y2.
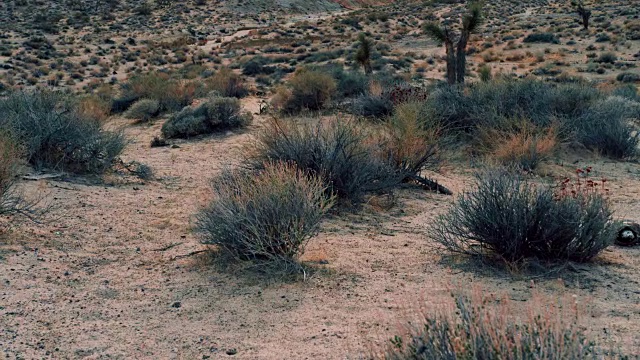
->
424 2 483 84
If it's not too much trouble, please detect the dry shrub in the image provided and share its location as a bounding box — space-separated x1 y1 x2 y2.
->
478 122 557 171
77 95 110 123
270 85 293 112
369 79 384 97
205 67 248 98
0 91 125 174
381 287 614 359
0 131 41 219
114 73 195 113
378 102 441 175
162 96 252 139
247 118 403 205
0 132 21 215
281 69 337 113
195 162 334 272
430 169 616 263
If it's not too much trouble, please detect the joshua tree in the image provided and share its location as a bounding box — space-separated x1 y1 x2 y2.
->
424 2 483 85
571 0 591 30
355 33 373 75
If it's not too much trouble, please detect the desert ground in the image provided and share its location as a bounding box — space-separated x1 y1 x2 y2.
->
1 0 640 359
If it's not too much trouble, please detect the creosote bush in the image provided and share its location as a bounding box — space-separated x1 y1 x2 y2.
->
195 162 333 270
0 91 125 174
430 169 615 262
162 96 252 139
382 289 609 359
380 102 441 175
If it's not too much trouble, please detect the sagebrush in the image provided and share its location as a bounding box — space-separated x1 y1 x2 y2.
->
430 169 615 262
195 162 333 271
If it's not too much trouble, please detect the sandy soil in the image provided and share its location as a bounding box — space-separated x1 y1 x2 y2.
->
1 99 639 359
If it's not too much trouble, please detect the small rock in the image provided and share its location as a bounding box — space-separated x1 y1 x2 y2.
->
171 301 181 308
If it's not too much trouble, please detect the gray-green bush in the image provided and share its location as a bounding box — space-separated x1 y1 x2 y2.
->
383 291 609 360
195 162 333 271
423 79 639 159
247 119 404 205
0 91 125 174
161 96 252 139
430 169 616 262
125 98 161 122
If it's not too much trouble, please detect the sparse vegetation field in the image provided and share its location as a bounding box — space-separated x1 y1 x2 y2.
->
1 0 639 359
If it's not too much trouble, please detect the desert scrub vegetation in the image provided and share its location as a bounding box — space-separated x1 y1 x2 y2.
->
381 289 613 359
423 79 639 160
195 162 334 272
161 96 252 139
111 72 196 114
272 68 337 114
247 118 403 204
124 99 161 123
0 91 125 174
247 115 449 205
0 131 34 218
430 169 616 263
204 67 248 98
475 123 557 171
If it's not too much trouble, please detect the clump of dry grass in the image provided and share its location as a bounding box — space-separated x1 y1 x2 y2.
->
477 122 557 171
380 287 614 359
76 95 111 123
377 101 441 176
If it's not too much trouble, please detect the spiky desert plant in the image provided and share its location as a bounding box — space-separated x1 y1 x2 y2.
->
424 2 483 85
355 33 373 75
571 0 592 30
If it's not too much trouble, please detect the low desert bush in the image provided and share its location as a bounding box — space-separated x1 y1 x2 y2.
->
278 69 337 113
595 52 617 64
161 96 252 139
423 79 639 159
205 67 248 98
382 289 608 359
0 132 23 216
316 64 368 98
430 169 615 262
523 32 560 44
352 93 394 119
0 91 125 174
125 99 161 122
573 96 639 159
112 73 195 113
616 72 640 83
247 118 403 204
195 162 333 270
477 122 557 171
380 102 441 175
76 95 111 123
